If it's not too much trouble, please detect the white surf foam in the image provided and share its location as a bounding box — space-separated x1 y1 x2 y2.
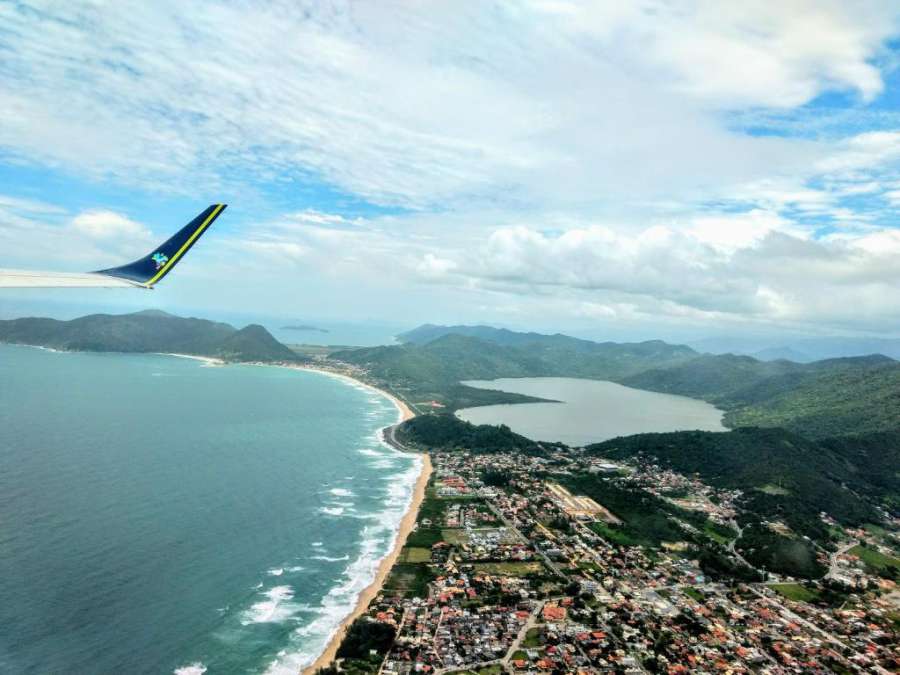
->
319 506 344 516
310 554 350 562
174 663 207 675
357 448 386 457
242 586 296 625
263 455 423 675
268 568 284 576
328 488 354 497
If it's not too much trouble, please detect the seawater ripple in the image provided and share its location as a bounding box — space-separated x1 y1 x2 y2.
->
0 345 419 675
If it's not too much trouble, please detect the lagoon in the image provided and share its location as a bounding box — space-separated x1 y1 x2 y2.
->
457 377 725 446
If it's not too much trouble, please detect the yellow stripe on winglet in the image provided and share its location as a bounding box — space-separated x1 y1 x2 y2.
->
146 204 224 287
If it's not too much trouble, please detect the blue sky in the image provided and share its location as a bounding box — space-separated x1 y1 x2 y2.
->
3 1 900 340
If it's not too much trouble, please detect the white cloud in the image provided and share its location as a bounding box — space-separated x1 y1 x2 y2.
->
0 2 895 209
531 1 896 108
71 210 151 240
3 4 900 336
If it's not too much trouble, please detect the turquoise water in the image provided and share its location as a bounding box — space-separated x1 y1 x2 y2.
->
457 377 725 446
0 344 420 674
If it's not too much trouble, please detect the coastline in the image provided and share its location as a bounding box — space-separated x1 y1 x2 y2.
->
157 352 225 366
286 364 415 423
301 451 432 675
285 363 425 675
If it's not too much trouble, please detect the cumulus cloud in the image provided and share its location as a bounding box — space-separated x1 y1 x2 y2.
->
0 1 895 208
71 210 151 240
3 4 900 335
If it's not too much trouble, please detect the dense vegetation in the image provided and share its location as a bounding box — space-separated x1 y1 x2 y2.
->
336 324 900 437
331 329 697 411
335 619 396 659
622 352 900 438
0 310 302 363
736 524 826 579
396 414 554 454
562 474 711 548
820 431 900 510
586 427 885 541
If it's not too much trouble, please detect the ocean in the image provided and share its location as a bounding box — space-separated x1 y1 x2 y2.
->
0 344 421 674
457 377 725 446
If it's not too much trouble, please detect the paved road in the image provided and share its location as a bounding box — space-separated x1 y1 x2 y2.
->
482 501 566 578
824 539 859 580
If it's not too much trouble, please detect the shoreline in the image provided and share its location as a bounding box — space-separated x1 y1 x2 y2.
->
284 363 425 675
157 352 225 366
285 364 415 424
301 451 431 675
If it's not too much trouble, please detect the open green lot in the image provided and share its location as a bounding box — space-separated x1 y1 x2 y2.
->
473 561 544 576
523 627 542 647
770 582 821 603
850 544 900 575
400 547 433 563
442 528 469 545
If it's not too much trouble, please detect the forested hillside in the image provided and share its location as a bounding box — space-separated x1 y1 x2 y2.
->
586 427 888 541
339 324 900 437
0 311 301 363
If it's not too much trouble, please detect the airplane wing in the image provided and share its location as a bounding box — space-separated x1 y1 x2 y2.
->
0 204 226 289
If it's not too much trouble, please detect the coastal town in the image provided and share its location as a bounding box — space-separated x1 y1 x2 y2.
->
315 437 900 675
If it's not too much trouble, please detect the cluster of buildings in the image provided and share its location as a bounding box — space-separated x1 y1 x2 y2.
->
328 444 900 675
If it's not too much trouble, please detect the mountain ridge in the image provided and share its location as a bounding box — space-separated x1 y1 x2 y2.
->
0 311 301 363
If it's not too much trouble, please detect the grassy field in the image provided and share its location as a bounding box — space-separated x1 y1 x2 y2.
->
445 666 503 675
682 586 705 602
442 529 469 545
703 520 737 545
383 562 433 598
590 521 640 547
850 544 900 574
770 583 821 603
473 561 545 576
400 547 433 563
523 627 542 648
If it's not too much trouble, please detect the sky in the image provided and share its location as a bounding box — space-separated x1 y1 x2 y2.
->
3 1 900 343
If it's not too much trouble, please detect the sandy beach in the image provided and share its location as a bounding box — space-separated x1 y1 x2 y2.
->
287 364 416 423
302 450 431 675
157 352 225 366
286 363 425 674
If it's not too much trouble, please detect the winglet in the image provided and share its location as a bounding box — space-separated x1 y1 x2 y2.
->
95 204 226 287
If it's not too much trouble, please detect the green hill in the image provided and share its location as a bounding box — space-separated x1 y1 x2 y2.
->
396 414 555 454
586 427 885 541
0 311 301 363
217 324 300 362
622 353 900 438
331 327 697 410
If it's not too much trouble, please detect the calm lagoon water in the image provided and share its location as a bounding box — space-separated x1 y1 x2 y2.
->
457 377 725 446
0 344 420 674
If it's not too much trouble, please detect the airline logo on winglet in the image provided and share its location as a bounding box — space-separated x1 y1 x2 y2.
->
151 252 169 270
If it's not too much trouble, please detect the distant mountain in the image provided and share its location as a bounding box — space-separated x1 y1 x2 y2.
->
333 326 698 410
751 345 813 362
0 310 301 363
218 324 301 362
346 323 900 438
689 335 900 362
390 324 697 378
398 324 597 349
623 353 900 438
281 324 329 333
